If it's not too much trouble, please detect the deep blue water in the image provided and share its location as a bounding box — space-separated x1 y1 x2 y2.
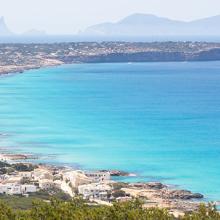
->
0 62 220 201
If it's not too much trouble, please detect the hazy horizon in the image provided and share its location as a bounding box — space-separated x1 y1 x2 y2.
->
1 0 220 35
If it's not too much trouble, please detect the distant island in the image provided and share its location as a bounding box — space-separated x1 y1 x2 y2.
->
1 14 220 40
0 16 46 37
81 13 220 37
1 42 220 75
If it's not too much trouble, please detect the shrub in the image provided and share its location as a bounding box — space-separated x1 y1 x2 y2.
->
0 198 219 219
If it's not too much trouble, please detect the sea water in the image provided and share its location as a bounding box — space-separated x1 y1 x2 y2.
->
0 62 220 201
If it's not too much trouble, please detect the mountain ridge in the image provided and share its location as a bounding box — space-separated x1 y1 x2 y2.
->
82 14 220 36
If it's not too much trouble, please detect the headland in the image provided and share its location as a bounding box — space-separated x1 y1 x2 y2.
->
1 42 220 75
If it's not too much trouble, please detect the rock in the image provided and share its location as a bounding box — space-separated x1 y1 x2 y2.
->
129 182 166 189
2 154 37 160
145 182 166 190
192 193 204 199
129 183 146 188
104 170 130 177
162 190 203 200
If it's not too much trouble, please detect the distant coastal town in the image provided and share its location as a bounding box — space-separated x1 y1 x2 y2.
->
1 42 220 75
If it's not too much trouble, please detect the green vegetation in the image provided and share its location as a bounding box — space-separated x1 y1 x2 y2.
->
0 161 10 168
0 198 219 219
0 189 71 210
0 162 38 174
0 161 12 174
182 204 220 220
112 182 129 190
12 163 38 172
112 189 127 198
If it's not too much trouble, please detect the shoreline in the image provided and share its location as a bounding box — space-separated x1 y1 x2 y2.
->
0 59 63 76
2 59 220 77
0 151 209 216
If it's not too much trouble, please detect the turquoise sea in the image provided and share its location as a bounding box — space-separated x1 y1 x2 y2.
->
0 62 220 201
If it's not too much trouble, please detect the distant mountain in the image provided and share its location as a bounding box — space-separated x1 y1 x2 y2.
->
81 14 220 36
0 16 13 36
22 29 47 36
0 17 46 37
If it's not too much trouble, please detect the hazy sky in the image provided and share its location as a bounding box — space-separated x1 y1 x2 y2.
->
0 0 220 34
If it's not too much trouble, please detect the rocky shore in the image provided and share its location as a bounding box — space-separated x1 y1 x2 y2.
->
0 153 38 161
122 182 204 216
0 59 63 75
0 152 207 217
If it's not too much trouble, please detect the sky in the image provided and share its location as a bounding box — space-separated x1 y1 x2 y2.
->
0 0 220 34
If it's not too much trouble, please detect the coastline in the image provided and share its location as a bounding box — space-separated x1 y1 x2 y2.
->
0 151 207 216
1 59 220 77
0 59 63 75
1 41 220 76
0 54 220 216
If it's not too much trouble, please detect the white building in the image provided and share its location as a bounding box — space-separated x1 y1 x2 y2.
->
84 171 110 182
19 172 33 179
62 170 91 187
78 183 112 200
3 184 21 195
33 168 53 181
0 174 9 181
21 184 37 193
39 179 54 189
0 183 37 195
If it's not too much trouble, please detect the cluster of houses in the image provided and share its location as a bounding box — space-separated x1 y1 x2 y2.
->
0 160 204 216
0 162 116 202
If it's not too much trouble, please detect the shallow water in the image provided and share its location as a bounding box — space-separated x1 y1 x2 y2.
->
0 62 220 201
